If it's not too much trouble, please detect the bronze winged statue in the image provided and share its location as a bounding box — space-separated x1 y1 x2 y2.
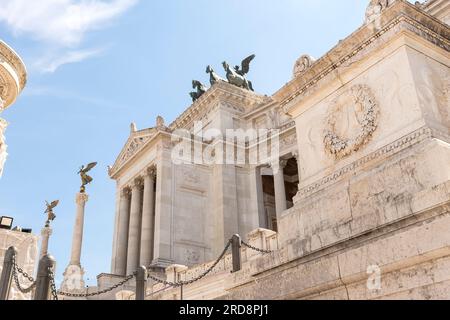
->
45 200 59 227
223 54 255 91
78 162 97 193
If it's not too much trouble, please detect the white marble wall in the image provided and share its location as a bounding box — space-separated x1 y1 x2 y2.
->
0 229 38 300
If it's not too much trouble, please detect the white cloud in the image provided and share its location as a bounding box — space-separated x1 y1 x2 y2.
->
35 47 106 73
0 0 138 72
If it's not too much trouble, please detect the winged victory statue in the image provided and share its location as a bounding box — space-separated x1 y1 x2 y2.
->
44 200 59 227
222 54 255 91
77 162 97 193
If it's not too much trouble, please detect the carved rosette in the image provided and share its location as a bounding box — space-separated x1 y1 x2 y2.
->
324 84 379 159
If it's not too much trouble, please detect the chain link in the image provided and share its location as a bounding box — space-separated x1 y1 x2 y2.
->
48 267 59 300
241 240 274 254
57 274 135 298
148 239 232 287
9 236 271 299
12 254 36 294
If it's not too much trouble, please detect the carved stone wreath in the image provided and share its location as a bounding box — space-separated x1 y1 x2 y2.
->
324 84 379 159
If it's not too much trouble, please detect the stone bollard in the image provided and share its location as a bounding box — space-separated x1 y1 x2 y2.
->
0 247 17 300
34 254 56 300
231 234 242 273
135 266 147 300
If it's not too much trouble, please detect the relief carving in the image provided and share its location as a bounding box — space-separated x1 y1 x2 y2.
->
293 55 315 78
324 84 379 159
281 133 297 150
182 169 200 185
116 135 152 169
365 0 392 24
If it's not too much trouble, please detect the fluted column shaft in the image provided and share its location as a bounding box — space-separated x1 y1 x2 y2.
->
126 180 143 274
140 169 156 267
115 189 131 276
272 160 288 217
70 193 88 266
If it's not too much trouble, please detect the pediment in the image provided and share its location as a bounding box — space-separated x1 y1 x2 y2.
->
109 128 157 177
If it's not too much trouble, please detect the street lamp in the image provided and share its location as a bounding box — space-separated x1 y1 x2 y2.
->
0 216 14 230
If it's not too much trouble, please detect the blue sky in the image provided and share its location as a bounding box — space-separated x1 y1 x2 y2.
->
0 0 381 286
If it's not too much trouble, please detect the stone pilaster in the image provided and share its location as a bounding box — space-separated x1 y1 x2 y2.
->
126 179 143 274
140 167 156 268
249 166 266 229
151 144 174 270
272 160 288 217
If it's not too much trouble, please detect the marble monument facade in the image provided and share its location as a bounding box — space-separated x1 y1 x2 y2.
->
104 0 450 300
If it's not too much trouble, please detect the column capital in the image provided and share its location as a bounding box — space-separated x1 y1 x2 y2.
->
130 178 143 190
75 192 89 205
143 166 157 179
121 187 131 198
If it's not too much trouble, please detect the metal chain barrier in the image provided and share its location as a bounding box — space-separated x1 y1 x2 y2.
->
48 267 59 300
11 253 36 294
147 239 232 287
56 273 135 298
241 240 274 254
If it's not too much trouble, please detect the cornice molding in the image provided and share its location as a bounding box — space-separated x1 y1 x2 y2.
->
169 81 272 131
275 0 450 115
0 40 27 109
109 127 171 178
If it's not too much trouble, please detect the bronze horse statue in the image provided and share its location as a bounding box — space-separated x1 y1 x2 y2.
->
189 80 208 102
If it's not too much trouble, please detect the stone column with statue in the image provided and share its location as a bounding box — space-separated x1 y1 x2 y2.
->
61 162 97 294
39 200 59 258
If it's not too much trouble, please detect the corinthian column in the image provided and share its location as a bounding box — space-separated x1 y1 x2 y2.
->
70 193 89 265
272 160 288 217
114 188 131 276
140 168 156 268
126 179 143 275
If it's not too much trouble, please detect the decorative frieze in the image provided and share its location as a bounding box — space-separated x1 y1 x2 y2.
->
296 126 433 200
